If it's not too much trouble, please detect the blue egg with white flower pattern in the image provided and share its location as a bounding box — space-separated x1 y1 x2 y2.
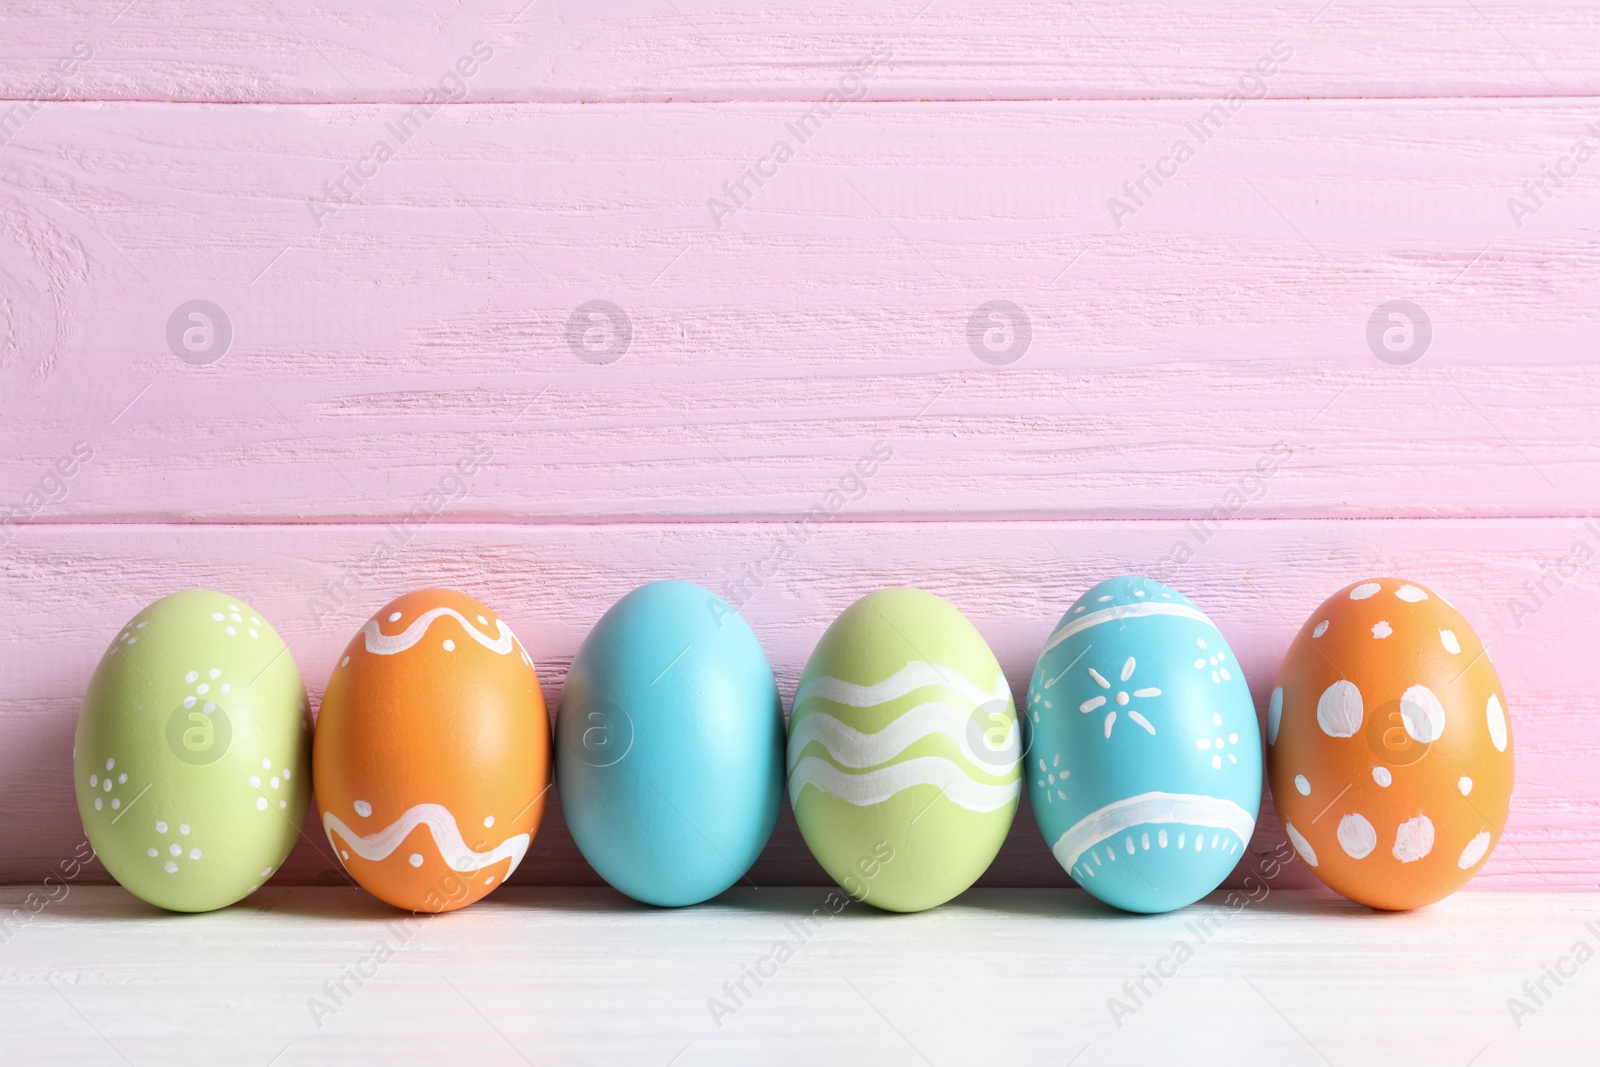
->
1026 576 1262 913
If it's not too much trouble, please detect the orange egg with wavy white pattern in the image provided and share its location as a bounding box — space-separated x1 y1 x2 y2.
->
314 589 550 912
1267 578 1512 911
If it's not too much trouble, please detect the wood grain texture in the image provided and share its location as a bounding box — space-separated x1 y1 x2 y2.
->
2 887 1595 1064
2 520 1594 889
2 1 1599 103
2 100 1597 522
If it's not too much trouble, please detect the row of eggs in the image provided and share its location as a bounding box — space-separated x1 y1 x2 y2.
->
76 576 1513 916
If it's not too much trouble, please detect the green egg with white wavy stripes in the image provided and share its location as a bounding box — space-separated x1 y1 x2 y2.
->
788 588 1020 912
74 590 311 912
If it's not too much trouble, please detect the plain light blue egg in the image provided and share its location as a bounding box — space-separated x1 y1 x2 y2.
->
555 580 784 907
1025 576 1263 913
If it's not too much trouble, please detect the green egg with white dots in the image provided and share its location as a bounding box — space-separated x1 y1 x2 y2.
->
74 590 311 912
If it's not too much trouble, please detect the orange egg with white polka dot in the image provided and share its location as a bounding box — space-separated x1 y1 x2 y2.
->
314 589 551 913
1267 578 1512 910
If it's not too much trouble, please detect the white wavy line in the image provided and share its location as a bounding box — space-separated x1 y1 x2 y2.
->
358 607 520 658
1050 791 1256 871
1041 602 1213 656
789 755 1021 813
793 661 1010 712
324 803 529 875
787 702 1019 773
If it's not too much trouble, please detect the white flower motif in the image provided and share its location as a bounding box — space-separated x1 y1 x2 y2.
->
1079 656 1162 739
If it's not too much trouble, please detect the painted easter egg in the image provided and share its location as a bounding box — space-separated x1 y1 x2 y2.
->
788 588 1019 913
1268 578 1512 910
315 589 550 913
1027 576 1262 913
556 580 784 906
75 590 311 912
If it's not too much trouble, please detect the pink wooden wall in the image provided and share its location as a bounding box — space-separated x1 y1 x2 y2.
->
2 1 1596 892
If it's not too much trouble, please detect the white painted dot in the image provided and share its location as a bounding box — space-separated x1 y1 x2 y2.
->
231 613 242 622
203 702 215 714
484 816 495 828
1268 687 1283 744
183 696 196 709
118 773 127 784
208 668 221 680
1373 766 1392 787
225 626 236 636
212 613 224 622
1458 831 1492 870
197 684 208 694
1228 732 1238 744
1459 776 1473 796
164 861 178 873
442 639 456 652
485 876 495 886
1196 638 1207 649
156 821 167 833
89 775 98 787
185 671 199 683
105 758 115 771
1211 670 1221 683
409 853 424 867
251 617 260 625
1193 658 1205 669
1394 815 1435 863
341 656 350 668
282 769 291 780
110 799 120 809
248 628 259 638
279 800 286 809
477 615 488 625
1141 833 1150 850
341 850 349 860
269 777 279 790
354 800 372 817
170 844 182 857
1219 667 1232 681
1371 621 1393 639
256 797 268 811
1285 822 1318 867
1294 774 1310 795
227 604 239 612
1400 685 1446 744
1197 738 1212 750
1337 813 1377 859
1396 584 1429 602
1317 680 1364 737
1211 755 1222 769
179 824 189 835
1350 582 1382 600
148 848 158 858
94 798 102 810
249 775 260 788
1440 629 1461 655
1312 620 1329 638
102 779 112 792
1487 694 1508 752
248 885 259 893
262 758 271 769
1115 691 1129 706
1212 713 1223 727
261 867 273 877
189 849 202 860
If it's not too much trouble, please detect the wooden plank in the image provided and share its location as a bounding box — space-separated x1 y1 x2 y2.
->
1 886 1594 1063
2 2 1599 103
1 518 1594 888
2 100 1597 522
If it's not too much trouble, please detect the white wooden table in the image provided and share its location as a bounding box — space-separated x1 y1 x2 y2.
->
2 887 1592 1065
